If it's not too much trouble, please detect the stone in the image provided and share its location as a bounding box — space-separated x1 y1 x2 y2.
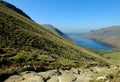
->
38 69 61 81
20 72 44 82
19 75 44 82
61 67 71 70
5 71 44 82
59 71 77 82
96 75 107 80
71 68 81 75
4 75 21 82
47 76 59 82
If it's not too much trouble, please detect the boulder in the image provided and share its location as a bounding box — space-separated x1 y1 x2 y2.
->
38 69 61 81
20 71 44 82
96 76 107 80
5 71 44 82
47 76 59 82
71 68 81 75
19 75 44 82
59 71 77 82
96 73 113 81
4 75 21 82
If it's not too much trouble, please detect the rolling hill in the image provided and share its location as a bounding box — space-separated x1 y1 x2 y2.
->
0 0 110 81
82 26 120 48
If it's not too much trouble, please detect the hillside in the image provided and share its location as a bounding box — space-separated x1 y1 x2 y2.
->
103 51 120 64
42 24 70 39
0 1 110 81
0 0 31 20
82 26 120 48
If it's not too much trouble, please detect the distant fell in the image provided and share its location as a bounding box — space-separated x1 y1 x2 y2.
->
82 26 120 48
42 24 71 40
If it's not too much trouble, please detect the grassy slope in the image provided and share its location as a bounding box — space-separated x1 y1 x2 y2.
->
42 24 61 36
42 24 66 36
0 1 111 81
42 24 72 41
82 26 120 48
103 51 120 64
0 0 31 20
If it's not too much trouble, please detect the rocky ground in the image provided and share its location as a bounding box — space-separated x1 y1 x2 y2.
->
4 65 120 82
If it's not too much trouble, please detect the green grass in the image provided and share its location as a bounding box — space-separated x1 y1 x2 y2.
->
0 1 112 81
0 2 109 68
103 51 120 64
81 46 113 55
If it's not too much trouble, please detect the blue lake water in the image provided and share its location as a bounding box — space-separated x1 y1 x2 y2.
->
69 35 113 50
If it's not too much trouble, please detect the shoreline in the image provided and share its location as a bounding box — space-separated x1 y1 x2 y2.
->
68 35 115 50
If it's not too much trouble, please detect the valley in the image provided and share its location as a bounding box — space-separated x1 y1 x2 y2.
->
68 35 113 50
81 26 120 48
0 0 120 82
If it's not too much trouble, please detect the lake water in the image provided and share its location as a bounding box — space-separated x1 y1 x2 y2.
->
69 35 113 50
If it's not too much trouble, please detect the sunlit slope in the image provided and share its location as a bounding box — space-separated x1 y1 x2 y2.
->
42 24 67 37
0 1 111 76
82 26 120 48
103 51 120 64
0 0 31 20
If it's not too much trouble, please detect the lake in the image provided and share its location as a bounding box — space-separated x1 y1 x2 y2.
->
68 35 113 50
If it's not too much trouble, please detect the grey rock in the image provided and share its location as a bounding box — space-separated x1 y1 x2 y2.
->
20 71 44 82
22 71 38 78
4 75 21 82
71 68 81 75
38 69 60 81
59 71 77 82
19 75 44 82
47 76 59 82
4 71 44 82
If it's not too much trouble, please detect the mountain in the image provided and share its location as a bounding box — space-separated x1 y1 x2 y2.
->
0 0 31 20
82 26 120 48
42 24 71 40
0 1 110 81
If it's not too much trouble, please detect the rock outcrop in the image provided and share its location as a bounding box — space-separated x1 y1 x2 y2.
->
4 66 120 82
4 68 94 82
5 71 44 82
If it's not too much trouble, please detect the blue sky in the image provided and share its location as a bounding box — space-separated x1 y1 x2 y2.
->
4 0 120 33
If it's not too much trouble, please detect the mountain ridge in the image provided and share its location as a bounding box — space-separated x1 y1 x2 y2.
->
42 24 72 40
0 0 31 20
82 26 120 48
